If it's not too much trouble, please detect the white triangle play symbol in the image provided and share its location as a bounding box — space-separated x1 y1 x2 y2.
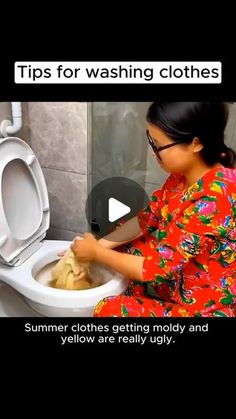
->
108 197 131 222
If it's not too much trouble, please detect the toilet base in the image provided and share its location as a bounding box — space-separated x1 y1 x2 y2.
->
0 283 39 317
25 297 96 317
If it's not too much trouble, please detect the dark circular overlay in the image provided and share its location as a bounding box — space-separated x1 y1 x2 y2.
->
85 177 149 240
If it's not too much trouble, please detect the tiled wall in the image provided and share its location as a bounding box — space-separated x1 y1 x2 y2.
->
28 102 88 241
91 102 149 187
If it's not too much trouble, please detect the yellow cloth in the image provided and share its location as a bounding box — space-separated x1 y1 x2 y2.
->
51 249 96 290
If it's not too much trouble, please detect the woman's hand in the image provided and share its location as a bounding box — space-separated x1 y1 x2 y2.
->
71 233 100 263
57 235 83 257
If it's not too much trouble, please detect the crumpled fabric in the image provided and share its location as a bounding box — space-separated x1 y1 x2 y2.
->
51 249 98 290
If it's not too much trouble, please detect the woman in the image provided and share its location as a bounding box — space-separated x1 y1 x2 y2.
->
72 102 236 317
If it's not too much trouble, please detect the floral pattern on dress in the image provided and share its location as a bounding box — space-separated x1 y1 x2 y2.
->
94 168 236 317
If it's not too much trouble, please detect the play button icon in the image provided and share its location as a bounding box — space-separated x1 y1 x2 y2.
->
108 198 131 222
85 177 149 240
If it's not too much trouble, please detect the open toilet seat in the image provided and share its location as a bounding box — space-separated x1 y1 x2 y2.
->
0 137 128 317
0 137 49 266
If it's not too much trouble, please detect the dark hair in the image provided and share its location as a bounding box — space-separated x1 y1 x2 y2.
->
147 102 236 168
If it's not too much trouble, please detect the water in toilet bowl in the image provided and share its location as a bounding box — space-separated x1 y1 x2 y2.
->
35 261 57 286
35 259 105 290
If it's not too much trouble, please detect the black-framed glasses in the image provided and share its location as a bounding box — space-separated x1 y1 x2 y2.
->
146 130 185 159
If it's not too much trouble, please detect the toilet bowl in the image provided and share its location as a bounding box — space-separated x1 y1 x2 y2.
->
0 137 128 316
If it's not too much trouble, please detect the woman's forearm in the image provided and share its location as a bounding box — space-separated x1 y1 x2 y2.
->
98 216 143 249
95 246 144 280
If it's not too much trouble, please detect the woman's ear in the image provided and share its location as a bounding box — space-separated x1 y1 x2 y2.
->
192 137 204 153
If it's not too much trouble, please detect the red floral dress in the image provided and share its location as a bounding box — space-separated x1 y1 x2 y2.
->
94 168 236 317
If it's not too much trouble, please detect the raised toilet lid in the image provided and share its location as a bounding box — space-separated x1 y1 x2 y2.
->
0 137 50 266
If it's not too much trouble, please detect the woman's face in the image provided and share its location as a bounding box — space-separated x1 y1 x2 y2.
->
147 123 200 174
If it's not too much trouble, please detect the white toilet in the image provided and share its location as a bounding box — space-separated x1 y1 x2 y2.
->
0 137 128 316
